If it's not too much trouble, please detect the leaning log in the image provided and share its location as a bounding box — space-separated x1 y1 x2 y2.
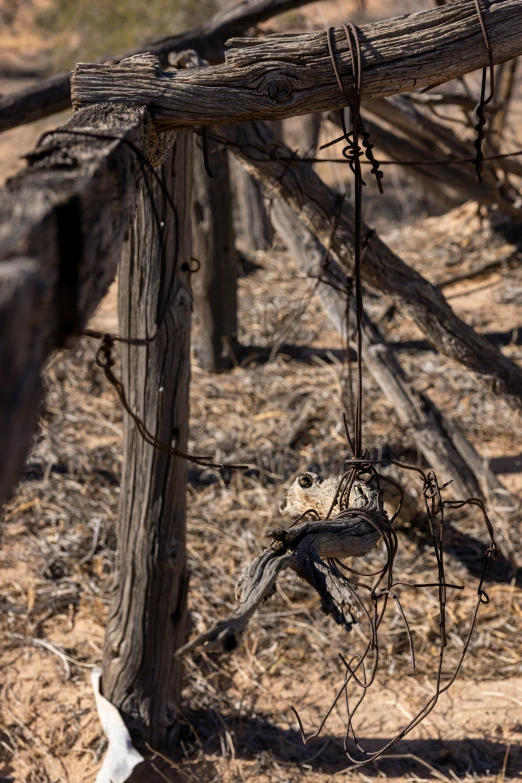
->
0 103 155 507
230 118 282 252
72 0 522 126
212 120 522 415
489 58 518 150
300 112 322 158
271 198 514 505
102 133 192 745
0 0 319 134
230 155 273 251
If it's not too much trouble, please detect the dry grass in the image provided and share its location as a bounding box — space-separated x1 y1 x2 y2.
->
1 203 522 782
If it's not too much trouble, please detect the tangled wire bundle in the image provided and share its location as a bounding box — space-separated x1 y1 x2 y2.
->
177 454 499 768
178 12 501 768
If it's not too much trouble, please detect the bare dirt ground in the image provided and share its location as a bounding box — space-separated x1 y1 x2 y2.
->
1 204 522 782
1 0 522 781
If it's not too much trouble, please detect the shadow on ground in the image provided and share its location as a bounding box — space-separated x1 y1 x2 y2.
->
128 709 521 781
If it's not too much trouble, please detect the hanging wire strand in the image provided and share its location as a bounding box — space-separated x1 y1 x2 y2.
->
472 0 496 182
286 18 501 770
290 458 499 769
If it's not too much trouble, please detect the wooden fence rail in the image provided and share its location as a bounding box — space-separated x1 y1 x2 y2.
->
72 0 522 126
0 0 318 134
0 104 161 506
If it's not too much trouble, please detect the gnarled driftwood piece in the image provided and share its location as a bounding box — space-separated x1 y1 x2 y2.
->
176 483 385 656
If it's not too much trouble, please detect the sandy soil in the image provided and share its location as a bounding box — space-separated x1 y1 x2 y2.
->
2 204 522 782
1 1 522 781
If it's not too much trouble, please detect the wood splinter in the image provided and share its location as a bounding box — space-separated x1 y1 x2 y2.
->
176 482 387 657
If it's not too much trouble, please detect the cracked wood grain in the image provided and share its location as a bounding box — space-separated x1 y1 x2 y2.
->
0 103 154 508
102 133 192 745
72 0 522 127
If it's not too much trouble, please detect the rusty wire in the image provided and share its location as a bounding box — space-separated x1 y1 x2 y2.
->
472 0 496 182
290 457 499 770
94 335 247 469
205 131 522 169
284 20 502 771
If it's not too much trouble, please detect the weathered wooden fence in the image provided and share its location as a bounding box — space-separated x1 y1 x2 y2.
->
1 0 522 751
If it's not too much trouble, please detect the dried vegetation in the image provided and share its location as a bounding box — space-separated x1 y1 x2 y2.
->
1 202 522 781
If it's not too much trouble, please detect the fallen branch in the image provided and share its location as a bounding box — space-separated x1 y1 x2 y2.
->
72 0 522 126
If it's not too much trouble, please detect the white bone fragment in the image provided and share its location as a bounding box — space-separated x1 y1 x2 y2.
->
91 667 144 783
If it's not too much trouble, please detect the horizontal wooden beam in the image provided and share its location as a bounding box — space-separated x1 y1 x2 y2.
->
0 74 73 135
72 0 522 127
0 0 318 134
0 103 156 506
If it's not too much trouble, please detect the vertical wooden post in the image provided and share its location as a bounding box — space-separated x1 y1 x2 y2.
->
229 120 285 252
192 133 238 371
102 131 192 746
301 112 322 158
230 119 273 252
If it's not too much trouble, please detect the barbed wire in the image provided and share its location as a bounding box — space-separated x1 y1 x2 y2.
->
204 128 522 169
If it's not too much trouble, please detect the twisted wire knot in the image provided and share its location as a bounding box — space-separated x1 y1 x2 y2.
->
96 336 116 371
326 24 383 194
341 131 366 185
361 129 384 194
473 107 487 182
472 0 495 183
